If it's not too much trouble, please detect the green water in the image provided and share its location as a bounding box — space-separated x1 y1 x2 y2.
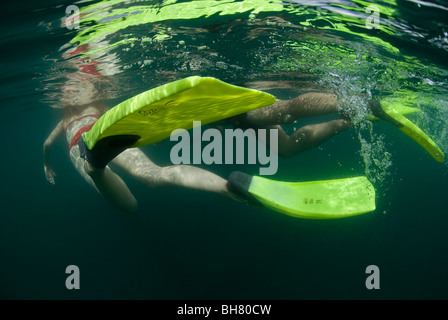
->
1 0 447 299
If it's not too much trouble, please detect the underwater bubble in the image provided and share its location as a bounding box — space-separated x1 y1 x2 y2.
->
357 125 393 185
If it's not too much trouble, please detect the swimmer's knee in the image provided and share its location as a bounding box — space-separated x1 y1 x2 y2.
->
143 179 161 188
279 128 315 157
136 170 169 188
297 126 315 139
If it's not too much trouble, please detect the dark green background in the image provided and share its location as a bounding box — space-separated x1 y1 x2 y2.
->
1 0 447 299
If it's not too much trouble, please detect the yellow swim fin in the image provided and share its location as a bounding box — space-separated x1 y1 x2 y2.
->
373 99 445 162
80 76 277 168
227 172 376 219
366 104 420 121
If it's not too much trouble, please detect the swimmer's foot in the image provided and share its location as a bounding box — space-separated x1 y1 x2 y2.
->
79 135 139 169
227 171 262 206
367 98 401 127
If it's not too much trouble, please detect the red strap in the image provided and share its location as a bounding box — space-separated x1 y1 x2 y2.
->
69 123 96 150
65 114 100 132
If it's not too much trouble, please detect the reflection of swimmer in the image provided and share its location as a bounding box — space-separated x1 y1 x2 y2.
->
43 104 238 212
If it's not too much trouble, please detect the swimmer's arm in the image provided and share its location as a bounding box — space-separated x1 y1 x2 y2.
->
43 121 64 184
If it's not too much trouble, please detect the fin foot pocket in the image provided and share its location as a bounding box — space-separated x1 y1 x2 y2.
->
368 99 402 127
227 171 261 206
377 98 445 162
79 135 140 168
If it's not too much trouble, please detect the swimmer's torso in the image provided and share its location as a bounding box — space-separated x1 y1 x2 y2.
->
64 106 102 149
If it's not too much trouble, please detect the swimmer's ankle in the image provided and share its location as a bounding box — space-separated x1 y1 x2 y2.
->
367 98 401 127
367 99 384 118
227 171 262 206
336 118 353 131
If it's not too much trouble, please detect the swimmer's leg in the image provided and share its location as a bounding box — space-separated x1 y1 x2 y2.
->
84 161 138 212
111 148 234 198
246 92 340 126
79 135 139 169
266 120 352 157
70 143 137 212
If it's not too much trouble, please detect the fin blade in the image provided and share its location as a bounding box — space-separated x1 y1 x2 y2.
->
248 176 376 219
367 104 420 121
384 108 445 162
83 76 277 150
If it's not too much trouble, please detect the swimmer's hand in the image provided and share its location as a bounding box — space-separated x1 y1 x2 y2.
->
44 165 56 184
